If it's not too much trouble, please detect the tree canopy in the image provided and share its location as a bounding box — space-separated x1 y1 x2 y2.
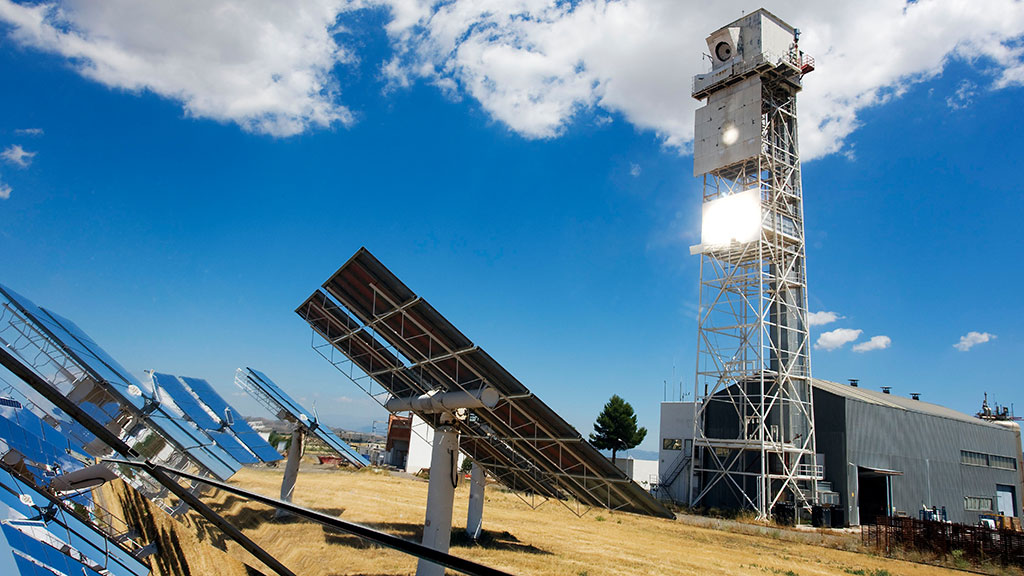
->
589 394 647 464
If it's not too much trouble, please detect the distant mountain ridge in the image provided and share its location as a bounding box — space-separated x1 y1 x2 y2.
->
597 448 659 461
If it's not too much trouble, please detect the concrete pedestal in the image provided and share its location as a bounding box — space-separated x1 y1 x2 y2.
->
466 462 485 540
416 425 459 576
276 426 305 519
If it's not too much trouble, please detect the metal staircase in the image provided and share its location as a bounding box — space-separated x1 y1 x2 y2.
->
655 452 691 502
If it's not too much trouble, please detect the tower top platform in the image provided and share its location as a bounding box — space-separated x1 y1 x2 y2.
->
692 8 809 100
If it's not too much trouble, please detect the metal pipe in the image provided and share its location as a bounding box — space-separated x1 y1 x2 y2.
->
276 425 305 519
386 387 499 414
418 425 459 576
466 462 485 540
0 345 297 576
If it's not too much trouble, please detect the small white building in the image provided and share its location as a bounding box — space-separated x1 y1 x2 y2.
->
614 457 660 492
404 414 466 475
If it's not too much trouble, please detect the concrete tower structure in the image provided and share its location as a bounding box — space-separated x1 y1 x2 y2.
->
689 9 820 520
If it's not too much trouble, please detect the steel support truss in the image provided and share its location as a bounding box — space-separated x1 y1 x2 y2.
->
301 288 645 518
689 69 821 521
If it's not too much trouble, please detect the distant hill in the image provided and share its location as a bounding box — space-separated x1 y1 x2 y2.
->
244 416 383 442
596 448 659 461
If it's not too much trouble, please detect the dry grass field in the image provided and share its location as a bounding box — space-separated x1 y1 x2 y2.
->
109 463 1003 576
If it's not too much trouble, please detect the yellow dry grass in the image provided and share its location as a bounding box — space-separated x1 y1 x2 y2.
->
113 464 982 576
99 477 256 576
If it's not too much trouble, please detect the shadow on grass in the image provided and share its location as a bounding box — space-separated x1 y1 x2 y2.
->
321 521 421 549
322 523 550 557
270 508 348 525
211 495 349 530
451 529 551 555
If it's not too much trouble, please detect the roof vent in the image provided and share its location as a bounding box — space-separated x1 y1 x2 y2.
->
848 379 859 388
881 386 892 395
910 393 921 401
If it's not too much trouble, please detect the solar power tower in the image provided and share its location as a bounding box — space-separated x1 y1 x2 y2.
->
298 248 672 576
688 9 821 520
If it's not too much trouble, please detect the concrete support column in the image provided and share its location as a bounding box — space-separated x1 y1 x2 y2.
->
416 425 459 576
466 462 485 540
276 426 305 519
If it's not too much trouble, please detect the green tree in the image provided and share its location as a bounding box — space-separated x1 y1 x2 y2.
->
589 394 647 465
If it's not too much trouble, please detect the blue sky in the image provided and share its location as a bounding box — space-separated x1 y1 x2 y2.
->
1 0 1022 448
0 0 1022 572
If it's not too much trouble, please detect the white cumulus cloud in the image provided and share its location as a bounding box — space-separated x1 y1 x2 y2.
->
808 310 842 327
954 331 996 352
1 0 1023 154
853 335 891 353
815 328 862 351
1 145 35 168
380 0 1024 157
0 181 10 200
0 0 361 137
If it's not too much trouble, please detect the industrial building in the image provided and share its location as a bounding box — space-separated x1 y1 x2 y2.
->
659 380 1024 526
384 413 412 469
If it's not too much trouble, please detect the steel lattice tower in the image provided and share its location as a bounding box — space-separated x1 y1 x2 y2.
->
688 9 821 520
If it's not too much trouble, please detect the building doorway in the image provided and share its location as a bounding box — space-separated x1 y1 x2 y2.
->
857 467 899 524
997 484 1017 517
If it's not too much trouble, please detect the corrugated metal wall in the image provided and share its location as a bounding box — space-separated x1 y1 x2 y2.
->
813 390 848 521
816 388 1023 526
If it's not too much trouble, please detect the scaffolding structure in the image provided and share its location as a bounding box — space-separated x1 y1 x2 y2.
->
689 10 821 520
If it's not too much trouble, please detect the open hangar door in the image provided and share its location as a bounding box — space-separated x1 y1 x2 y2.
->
857 466 901 525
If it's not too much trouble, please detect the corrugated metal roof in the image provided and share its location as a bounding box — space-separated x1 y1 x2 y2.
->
812 378 1014 430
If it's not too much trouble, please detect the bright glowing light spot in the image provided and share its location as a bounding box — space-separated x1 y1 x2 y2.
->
127 385 142 397
299 413 309 423
721 123 739 146
18 494 34 507
701 188 762 247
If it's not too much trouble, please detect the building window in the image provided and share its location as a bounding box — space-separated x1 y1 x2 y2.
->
990 455 1017 470
965 496 994 511
663 438 682 450
961 450 989 467
961 450 1018 470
